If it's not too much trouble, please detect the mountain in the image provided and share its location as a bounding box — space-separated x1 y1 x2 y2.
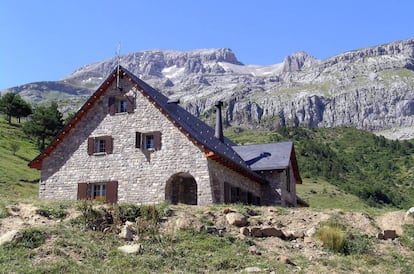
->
3 39 414 139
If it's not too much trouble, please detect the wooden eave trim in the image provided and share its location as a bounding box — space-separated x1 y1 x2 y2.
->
205 150 267 185
28 72 117 170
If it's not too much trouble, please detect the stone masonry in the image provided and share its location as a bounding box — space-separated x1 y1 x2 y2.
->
39 78 261 205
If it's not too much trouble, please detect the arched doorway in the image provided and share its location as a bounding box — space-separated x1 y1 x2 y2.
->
165 172 197 205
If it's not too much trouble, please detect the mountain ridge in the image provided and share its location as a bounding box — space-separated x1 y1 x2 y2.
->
2 38 414 139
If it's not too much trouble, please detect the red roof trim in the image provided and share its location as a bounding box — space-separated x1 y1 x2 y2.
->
28 72 117 170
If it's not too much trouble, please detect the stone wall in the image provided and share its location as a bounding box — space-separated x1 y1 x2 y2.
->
40 79 215 204
207 159 262 204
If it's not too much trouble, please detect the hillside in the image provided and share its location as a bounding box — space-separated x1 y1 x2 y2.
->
1 202 414 273
227 126 414 209
3 38 414 139
0 118 39 201
1 119 414 272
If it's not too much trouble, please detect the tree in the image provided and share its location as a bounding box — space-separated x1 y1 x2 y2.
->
0 93 32 124
23 102 64 150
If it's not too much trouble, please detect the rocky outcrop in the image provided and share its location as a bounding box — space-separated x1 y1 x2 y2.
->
3 38 414 138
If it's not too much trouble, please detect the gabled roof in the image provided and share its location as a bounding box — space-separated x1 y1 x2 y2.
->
232 142 302 183
29 66 266 184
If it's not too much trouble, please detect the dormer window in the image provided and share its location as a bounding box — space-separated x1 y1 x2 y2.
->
109 96 135 115
118 100 128 113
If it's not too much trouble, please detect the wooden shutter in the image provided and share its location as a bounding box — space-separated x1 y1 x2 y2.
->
77 183 88 200
105 136 113 154
153 131 161 150
87 137 94 155
126 96 135 113
106 181 118 204
135 132 141 148
108 96 116 115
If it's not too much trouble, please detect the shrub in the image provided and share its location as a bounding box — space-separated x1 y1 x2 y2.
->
315 225 345 252
36 203 68 219
342 232 372 255
400 224 414 250
113 203 141 223
12 228 47 249
74 200 112 231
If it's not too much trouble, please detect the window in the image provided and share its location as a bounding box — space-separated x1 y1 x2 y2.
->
96 138 106 153
135 131 161 151
145 135 155 150
109 96 135 115
88 136 113 155
118 100 128 113
77 181 118 204
93 184 106 199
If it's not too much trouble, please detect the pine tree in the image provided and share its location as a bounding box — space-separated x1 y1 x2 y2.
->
23 102 64 150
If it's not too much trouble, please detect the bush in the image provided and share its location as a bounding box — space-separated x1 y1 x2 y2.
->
315 225 345 252
400 224 414 250
74 200 112 231
342 232 372 255
113 203 141 223
36 203 68 219
11 228 47 249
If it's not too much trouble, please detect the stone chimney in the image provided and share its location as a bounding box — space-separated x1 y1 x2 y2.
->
215 101 224 142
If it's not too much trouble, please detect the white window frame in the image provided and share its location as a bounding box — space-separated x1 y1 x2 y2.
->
117 99 128 113
145 134 155 150
92 183 106 199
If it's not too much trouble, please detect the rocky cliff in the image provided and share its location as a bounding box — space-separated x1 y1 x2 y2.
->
3 39 414 139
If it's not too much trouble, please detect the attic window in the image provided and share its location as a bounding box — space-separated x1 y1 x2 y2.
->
136 131 161 151
109 96 135 115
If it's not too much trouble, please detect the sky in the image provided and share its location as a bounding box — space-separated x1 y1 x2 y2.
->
1 0 414 90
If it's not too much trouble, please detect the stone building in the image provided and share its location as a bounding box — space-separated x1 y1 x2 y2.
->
29 65 302 206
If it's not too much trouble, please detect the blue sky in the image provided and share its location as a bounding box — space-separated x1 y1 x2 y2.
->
1 0 413 90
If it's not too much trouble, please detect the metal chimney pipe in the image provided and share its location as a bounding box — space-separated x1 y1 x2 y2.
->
214 101 224 142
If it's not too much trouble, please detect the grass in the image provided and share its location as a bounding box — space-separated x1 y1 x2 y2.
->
0 117 40 202
297 178 372 212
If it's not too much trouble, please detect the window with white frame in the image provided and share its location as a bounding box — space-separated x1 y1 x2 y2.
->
118 100 128 113
135 131 161 151
145 134 155 150
92 183 106 199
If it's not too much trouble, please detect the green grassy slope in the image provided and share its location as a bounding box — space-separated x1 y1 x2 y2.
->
226 126 414 209
0 118 40 201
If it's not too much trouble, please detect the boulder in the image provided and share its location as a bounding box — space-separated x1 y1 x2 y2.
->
404 207 414 225
248 245 261 255
250 227 263 237
118 244 143 254
225 212 247 227
119 225 134 241
0 230 19 246
277 255 295 265
383 230 397 240
243 267 263 273
240 227 250 236
261 226 283 237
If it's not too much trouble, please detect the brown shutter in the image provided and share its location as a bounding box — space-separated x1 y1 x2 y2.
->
77 183 88 200
106 181 118 204
105 136 113 154
126 96 135 113
108 96 116 115
154 131 161 150
135 132 141 148
87 137 94 155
